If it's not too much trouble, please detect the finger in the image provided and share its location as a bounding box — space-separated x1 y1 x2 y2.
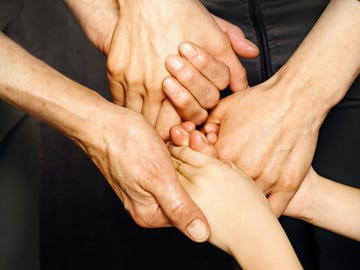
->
203 123 220 134
178 42 230 91
212 15 259 58
124 89 144 113
169 125 190 146
110 184 172 228
221 53 248 92
169 145 210 167
165 55 220 109
181 121 196 132
205 107 223 126
267 192 293 217
163 77 208 125
131 201 172 228
108 75 125 106
206 133 218 145
142 96 162 126
202 123 219 145
172 156 199 180
152 171 210 242
155 99 181 141
189 130 218 158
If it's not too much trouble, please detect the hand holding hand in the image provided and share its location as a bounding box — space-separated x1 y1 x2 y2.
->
77 102 210 242
205 78 324 216
106 0 258 139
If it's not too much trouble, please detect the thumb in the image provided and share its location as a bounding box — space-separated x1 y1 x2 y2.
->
153 170 210 242
267 192 293 218
212 15 259 59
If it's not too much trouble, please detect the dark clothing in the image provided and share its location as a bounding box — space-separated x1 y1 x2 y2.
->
202 1 360 269
0 0 359 270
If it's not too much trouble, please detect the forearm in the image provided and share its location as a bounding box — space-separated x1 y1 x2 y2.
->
0 33 109 145
275 0 360 122
64 0 118 54
227 197 302 269
300 174 360 241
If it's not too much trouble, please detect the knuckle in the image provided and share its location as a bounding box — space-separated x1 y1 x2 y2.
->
176 92 193 110
106 57 123 78
132 206 158 228
168 200 190 224
217 66 231 90
182 69 197 87
202 89 220 109
196 53 211 72
191 110 208 125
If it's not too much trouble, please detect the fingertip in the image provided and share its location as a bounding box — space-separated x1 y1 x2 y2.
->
179 41 198 60
181 121 196 132
186 218 210 242
206 132 218 145
189 130 218 158
169 125 190 146
203 123 220 134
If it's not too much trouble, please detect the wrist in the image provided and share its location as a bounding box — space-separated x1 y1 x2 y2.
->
262 73 327 135
65 0 119 54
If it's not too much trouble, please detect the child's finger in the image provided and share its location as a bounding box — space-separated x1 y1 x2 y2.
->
169 145 210 167
172 156 198 184
189 130 218 158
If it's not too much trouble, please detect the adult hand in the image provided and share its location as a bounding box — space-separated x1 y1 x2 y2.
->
78 102 210 242
205 76 325 217
107 0 258 139
0 31 210 242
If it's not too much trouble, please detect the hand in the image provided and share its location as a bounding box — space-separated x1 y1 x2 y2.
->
168 125 301 270
78 102 210 242
107 0 258 139
205 76 324 216
168 125 267 254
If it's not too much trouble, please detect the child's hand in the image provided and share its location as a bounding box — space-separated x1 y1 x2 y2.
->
163 42 231 126
169 125 272 254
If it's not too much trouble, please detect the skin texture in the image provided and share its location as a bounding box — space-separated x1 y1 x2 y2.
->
166 34 360 246
166 0 360 216
169 125 302 270
206 0 359 216
64 0 258 239
107 0 258 139
0 33 210 242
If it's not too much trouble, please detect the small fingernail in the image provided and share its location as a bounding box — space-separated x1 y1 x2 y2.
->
180 43 198 59
186 218 209 242
168 56 184 71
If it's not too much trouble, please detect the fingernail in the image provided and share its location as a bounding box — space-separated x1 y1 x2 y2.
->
163 77 180 96
180 43 198 59
168 56 184 71
186 218 209 242
245 39 258 51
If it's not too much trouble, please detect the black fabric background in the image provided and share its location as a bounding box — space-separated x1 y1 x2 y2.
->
0 0 359 269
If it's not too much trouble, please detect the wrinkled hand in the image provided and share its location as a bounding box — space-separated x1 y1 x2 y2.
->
79 101 209 242
107 0 258 139
205 77 324 216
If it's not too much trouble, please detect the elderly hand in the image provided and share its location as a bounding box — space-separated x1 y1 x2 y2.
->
204 77 324 217
78 101 210 242
107 0 258 139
